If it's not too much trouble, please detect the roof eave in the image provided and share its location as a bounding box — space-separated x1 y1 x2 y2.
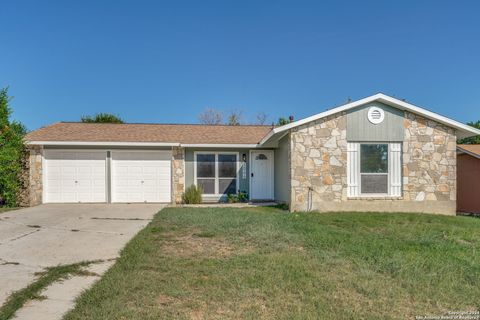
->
26 141 261 148
180 143 259 148
457 146 480 159
26 141 181 147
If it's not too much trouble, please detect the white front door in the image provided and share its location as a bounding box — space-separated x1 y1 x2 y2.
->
111 151 172 203
250 150 274 200
44 150 107 203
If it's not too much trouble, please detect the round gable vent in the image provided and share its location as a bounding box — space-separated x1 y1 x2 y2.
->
367 106 385 125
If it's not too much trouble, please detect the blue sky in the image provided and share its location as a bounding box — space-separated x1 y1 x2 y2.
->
1 0 479 131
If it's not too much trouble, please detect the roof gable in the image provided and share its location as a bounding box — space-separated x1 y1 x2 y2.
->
261 93 480 145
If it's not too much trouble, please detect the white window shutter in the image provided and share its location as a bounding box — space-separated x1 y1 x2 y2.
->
347 142 359 197
389 143 402 197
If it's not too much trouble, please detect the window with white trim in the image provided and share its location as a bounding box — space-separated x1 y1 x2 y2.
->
347 142 402 197
195 152 238 195
360 144 388 194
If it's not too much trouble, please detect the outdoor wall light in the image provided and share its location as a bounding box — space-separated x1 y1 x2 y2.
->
242 153 247 162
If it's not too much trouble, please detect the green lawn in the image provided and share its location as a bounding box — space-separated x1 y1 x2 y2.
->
65 207 480 320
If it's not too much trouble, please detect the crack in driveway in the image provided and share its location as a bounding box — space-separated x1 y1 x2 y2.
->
0 257 44 269
0 259 20 265
0 220 128 237
7 229 41 243
91 217 153 221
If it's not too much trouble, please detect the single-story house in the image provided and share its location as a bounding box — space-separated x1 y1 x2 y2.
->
457 144 480 214
24 93 480 215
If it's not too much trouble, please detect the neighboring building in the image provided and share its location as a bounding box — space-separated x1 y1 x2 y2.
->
457 144 480 214
24 93 480 215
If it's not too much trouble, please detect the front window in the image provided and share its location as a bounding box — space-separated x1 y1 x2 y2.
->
195 152 238 195
360 144 388 194
196 154 216 194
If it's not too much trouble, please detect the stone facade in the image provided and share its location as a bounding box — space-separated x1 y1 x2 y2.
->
289 110 457 215
290 112 347 211
172 146 185 204
28 146 43 206
403 112 456 203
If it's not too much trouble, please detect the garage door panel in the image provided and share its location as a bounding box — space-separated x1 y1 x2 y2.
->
144 193 161 202
62 180 77 191
45 151 106 203
61 192 76 203
142 167 157 174
112 151 171 203
77 193 93 203
158 172 170 178
61 167 76 178
93 168 106 178
46 180 62 191
142 180 157 189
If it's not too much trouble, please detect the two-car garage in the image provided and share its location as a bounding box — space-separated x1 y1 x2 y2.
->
43 150 172 203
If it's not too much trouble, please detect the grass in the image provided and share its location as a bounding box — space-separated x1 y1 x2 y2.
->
0 261 99 320
65 207 480 319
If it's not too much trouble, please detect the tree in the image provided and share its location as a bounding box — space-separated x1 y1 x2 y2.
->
0 88 27 207
256 112 267 125
227 109 243 126
198 108 223 125
458 120 480 144
81 113 124 123
277 117 291 126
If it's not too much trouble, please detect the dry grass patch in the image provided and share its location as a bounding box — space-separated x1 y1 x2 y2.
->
160 228 254 258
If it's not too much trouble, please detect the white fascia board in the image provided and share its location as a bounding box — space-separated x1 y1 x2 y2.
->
26 141 181 147
377 94 480 137
457 146 480 159
27 141 261 148
180 143 259 148
259 93 480 145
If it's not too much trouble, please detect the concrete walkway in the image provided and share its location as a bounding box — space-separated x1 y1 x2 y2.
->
0 204 164 319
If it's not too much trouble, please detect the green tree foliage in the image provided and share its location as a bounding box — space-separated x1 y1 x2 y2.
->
458 120 480 144
277 117 291 126
81 113 124 123
0 88 27 207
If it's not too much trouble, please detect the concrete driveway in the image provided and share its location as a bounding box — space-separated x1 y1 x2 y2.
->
0 204 164 308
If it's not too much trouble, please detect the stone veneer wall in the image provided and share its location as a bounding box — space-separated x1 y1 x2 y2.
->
172 146 185 204
290 112 347 211
27 146 43 206
403 112 456 203
290 111 457 215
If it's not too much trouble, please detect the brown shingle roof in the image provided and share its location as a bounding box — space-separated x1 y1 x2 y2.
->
25 122 273 145
458 144 480 158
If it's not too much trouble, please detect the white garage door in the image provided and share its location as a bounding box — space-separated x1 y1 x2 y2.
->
44 150 107 203
111 151 171 203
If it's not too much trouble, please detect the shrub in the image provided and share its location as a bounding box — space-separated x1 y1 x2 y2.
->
237 191 248 202
182 185 203 204
0 88 26 207
227 191 249 203
227 193 237 203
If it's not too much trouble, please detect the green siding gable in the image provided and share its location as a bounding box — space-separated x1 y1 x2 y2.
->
346 102 404 142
